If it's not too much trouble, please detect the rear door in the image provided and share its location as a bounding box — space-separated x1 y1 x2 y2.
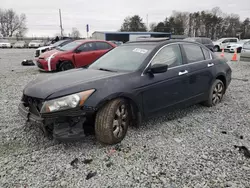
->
95 42 113 58
181 43 214 100
73 42 96 67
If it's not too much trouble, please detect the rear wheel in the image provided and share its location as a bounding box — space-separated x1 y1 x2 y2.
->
95 99 130 145
203 79 225 107
59 61 74 71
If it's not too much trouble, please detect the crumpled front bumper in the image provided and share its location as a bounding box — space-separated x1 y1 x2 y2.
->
18 103 94 141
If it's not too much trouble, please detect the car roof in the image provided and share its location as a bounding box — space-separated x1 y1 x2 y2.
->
74 39 112 43
123 39 200 47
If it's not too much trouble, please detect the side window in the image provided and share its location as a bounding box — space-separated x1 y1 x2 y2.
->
77 42 95 52
222 39 229 43
151 44 183 68
230 39 237 43
202 48 211 60
243 42 250 49
96 42 113 50
183 44 205 63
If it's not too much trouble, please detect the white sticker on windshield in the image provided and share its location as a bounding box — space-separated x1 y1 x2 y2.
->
133 48 148 54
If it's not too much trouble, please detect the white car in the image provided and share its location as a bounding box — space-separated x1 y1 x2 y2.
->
28 40 44 48
0 39 12 48
240 41 250 61
213 38 239 52
13 41 27 48
225 39 250 53
35 39 73 57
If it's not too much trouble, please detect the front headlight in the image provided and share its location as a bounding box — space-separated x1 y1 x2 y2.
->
40 89 95 113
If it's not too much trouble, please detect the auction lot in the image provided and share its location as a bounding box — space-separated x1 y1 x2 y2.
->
1 49 250 187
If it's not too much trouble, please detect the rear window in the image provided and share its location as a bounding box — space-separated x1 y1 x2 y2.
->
183 44 205 63
202 38 212 44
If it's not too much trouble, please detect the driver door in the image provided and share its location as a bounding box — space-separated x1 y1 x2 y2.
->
73 42 97 67
140 44 190 116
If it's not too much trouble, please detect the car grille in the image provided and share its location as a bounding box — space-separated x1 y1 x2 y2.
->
35 50 40 57
22 95 44 116
227 46 231 48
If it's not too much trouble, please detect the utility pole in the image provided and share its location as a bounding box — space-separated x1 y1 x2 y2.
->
59 9 63 37
146 14 149 31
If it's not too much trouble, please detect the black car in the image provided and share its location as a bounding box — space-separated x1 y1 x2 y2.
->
184 37 214 52
19 39 232 145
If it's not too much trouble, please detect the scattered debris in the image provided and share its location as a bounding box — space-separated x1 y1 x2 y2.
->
70 158 79 167
83 158 93 164
86 171 97 180
21 59 35 66
234 145 250 158
114 144 122 151
221 131 227 134
108 149 116 155
240 136 244 140
106 162 113 168
174 138 183 143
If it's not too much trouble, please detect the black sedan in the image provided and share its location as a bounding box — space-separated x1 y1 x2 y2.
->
19 39 232 145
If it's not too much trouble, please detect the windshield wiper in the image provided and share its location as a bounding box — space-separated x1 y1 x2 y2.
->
98 68 117 72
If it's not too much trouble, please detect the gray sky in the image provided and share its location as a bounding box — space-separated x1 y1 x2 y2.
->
2 0 250 37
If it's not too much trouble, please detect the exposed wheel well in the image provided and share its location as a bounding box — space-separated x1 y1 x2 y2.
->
97 97 142 127
216 75 226 92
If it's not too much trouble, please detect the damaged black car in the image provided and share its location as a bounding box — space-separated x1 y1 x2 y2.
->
19 39 232 145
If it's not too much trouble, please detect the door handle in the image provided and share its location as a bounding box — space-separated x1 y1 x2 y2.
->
178 70 188 76
207 63 214 67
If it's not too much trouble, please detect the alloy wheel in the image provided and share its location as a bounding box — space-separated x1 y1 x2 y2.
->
212 82 224 105
113 104 128 138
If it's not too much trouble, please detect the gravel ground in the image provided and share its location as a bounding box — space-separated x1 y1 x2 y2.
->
1 49 250 188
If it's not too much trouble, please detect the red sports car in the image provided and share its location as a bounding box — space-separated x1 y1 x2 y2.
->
36 40 116 71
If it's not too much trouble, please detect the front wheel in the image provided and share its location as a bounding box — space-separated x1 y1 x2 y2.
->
58 61 74 71
214 46 220 52
203 79 225 107
95 99 130 145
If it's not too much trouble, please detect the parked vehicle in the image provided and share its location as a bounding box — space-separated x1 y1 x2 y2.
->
213 38 239 52
0 39 12 48
184 37 214 51
36 40 116 71
35 39 73 57
19 39 232 144
240 41 250 61
13 41 27 48
28 40 44 48
224 39 250 53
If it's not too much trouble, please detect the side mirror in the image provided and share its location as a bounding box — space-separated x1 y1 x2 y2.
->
149 64 168 74
75 49 81 53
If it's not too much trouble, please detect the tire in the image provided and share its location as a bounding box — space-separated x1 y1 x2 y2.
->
214 46 220 52
59 61 74 71
203 79 225 107
237 47 242 53
95 99 130 145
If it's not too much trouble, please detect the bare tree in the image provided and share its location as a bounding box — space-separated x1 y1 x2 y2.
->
0 9 27 37
71 27 81 38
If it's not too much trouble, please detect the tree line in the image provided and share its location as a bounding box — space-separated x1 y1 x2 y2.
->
0 9 27 37
120 7 250 40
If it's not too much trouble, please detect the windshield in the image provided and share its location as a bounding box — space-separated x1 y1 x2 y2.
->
53 40 67 47
58 41 82 51
215 38 226 42
88 45 154 72
16 41 24 44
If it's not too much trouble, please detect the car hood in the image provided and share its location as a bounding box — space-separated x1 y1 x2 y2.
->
39 49 68 58
23 68 126 99
0 42 11 45
37 45 53 50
